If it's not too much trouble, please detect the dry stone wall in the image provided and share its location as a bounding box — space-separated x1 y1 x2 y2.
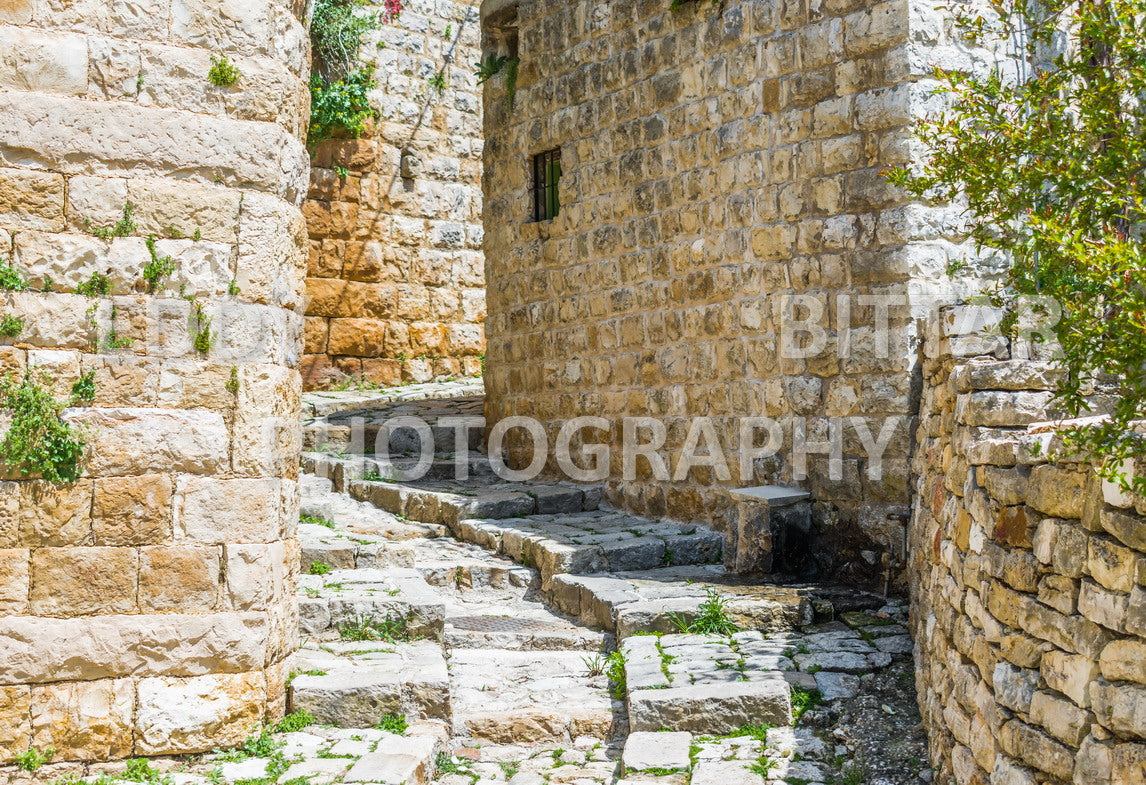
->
480 0 990 577
0 0 309 761
302 0 487 390
910 304 1146 785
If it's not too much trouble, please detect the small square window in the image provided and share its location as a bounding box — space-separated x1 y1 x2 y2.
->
532 148 562 222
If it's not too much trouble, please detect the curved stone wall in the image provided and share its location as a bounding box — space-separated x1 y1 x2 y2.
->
0 0 310 760
910 305 1146 784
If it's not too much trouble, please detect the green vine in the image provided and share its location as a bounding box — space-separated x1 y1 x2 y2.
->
0 371 86 484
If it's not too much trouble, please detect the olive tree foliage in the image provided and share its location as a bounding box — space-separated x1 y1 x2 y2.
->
887 0 1146 492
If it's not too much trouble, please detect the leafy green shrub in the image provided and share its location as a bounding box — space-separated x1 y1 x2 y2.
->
0 259 28 291
0 372 85 483
207 54 241 87
143 235 177 293
888 0 1146 494
0 314 24 337
75 271 111 297
307 69 378 147
85 203 136 239
70 370 97 404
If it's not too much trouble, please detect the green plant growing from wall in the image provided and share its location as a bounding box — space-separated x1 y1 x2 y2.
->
306 0 402 147
71 370 97 404
14 746 55 772
0 371 85 483
887 0 1146 495
75 271 111 297
85 203 136 239
143 235 177 293
0 259 28 291
207 54 241 87
189 300 213 355
225 366 240 394
474 54 519 108
428 71 447 93
0 314 24 338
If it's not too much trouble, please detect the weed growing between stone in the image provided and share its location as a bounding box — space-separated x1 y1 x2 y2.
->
667 588 740 636
142 235 177 293
375 712 408 734
605 649 627 699
0 259 28 291
300 513 337 529
14 746 54 771
307 560 333 575
207 55 241 87
85 202 136 239
790 685 825 723
0 313 24 337
70 370 97 404
337 612 420 643
75 271 111 297
274 710 317 733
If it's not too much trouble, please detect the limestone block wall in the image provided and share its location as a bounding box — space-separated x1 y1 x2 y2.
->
910 305 1146 784
0 0 309 761
480 0 989 577
302 0 487 390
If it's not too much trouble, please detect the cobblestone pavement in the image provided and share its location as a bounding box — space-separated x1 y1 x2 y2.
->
2 394 930 785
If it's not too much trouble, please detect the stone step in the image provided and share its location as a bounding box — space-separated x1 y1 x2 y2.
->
289 640 451 729
448 648 619 745
304 415 485 456
298 567 446 642
450 511 723 590
302 378 484 418
300 529 418 572
300 472 447 541
349 476 602 527
621 632 794 734
548 565 817 638
444 611 610 652
622 731 693 778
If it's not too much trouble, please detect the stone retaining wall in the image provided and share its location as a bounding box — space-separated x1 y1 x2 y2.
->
909 305 1146 784
302 0 486 390
0 0 309 761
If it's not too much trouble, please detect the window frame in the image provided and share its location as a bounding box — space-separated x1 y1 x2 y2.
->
532 148 562 222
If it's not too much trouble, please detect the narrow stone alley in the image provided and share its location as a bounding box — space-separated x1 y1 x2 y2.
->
8 383 929 785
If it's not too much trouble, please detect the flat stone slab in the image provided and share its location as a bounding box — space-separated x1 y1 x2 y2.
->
297 567 446 640
343 735 437 784
289 640 451 728
452 511 723 588
549 566 814 636
348 476 602 526
302 378 484 418
449 648 616 743
622 731 692 773
300 472 446 540
627 679 791 734
728 485 812 507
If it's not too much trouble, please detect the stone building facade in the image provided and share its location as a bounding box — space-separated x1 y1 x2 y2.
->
479 0 989 579
302 0 487 390
0 0 310 761
910 305 1146 785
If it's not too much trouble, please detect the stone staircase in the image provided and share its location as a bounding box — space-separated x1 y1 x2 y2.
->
56 389 919 785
